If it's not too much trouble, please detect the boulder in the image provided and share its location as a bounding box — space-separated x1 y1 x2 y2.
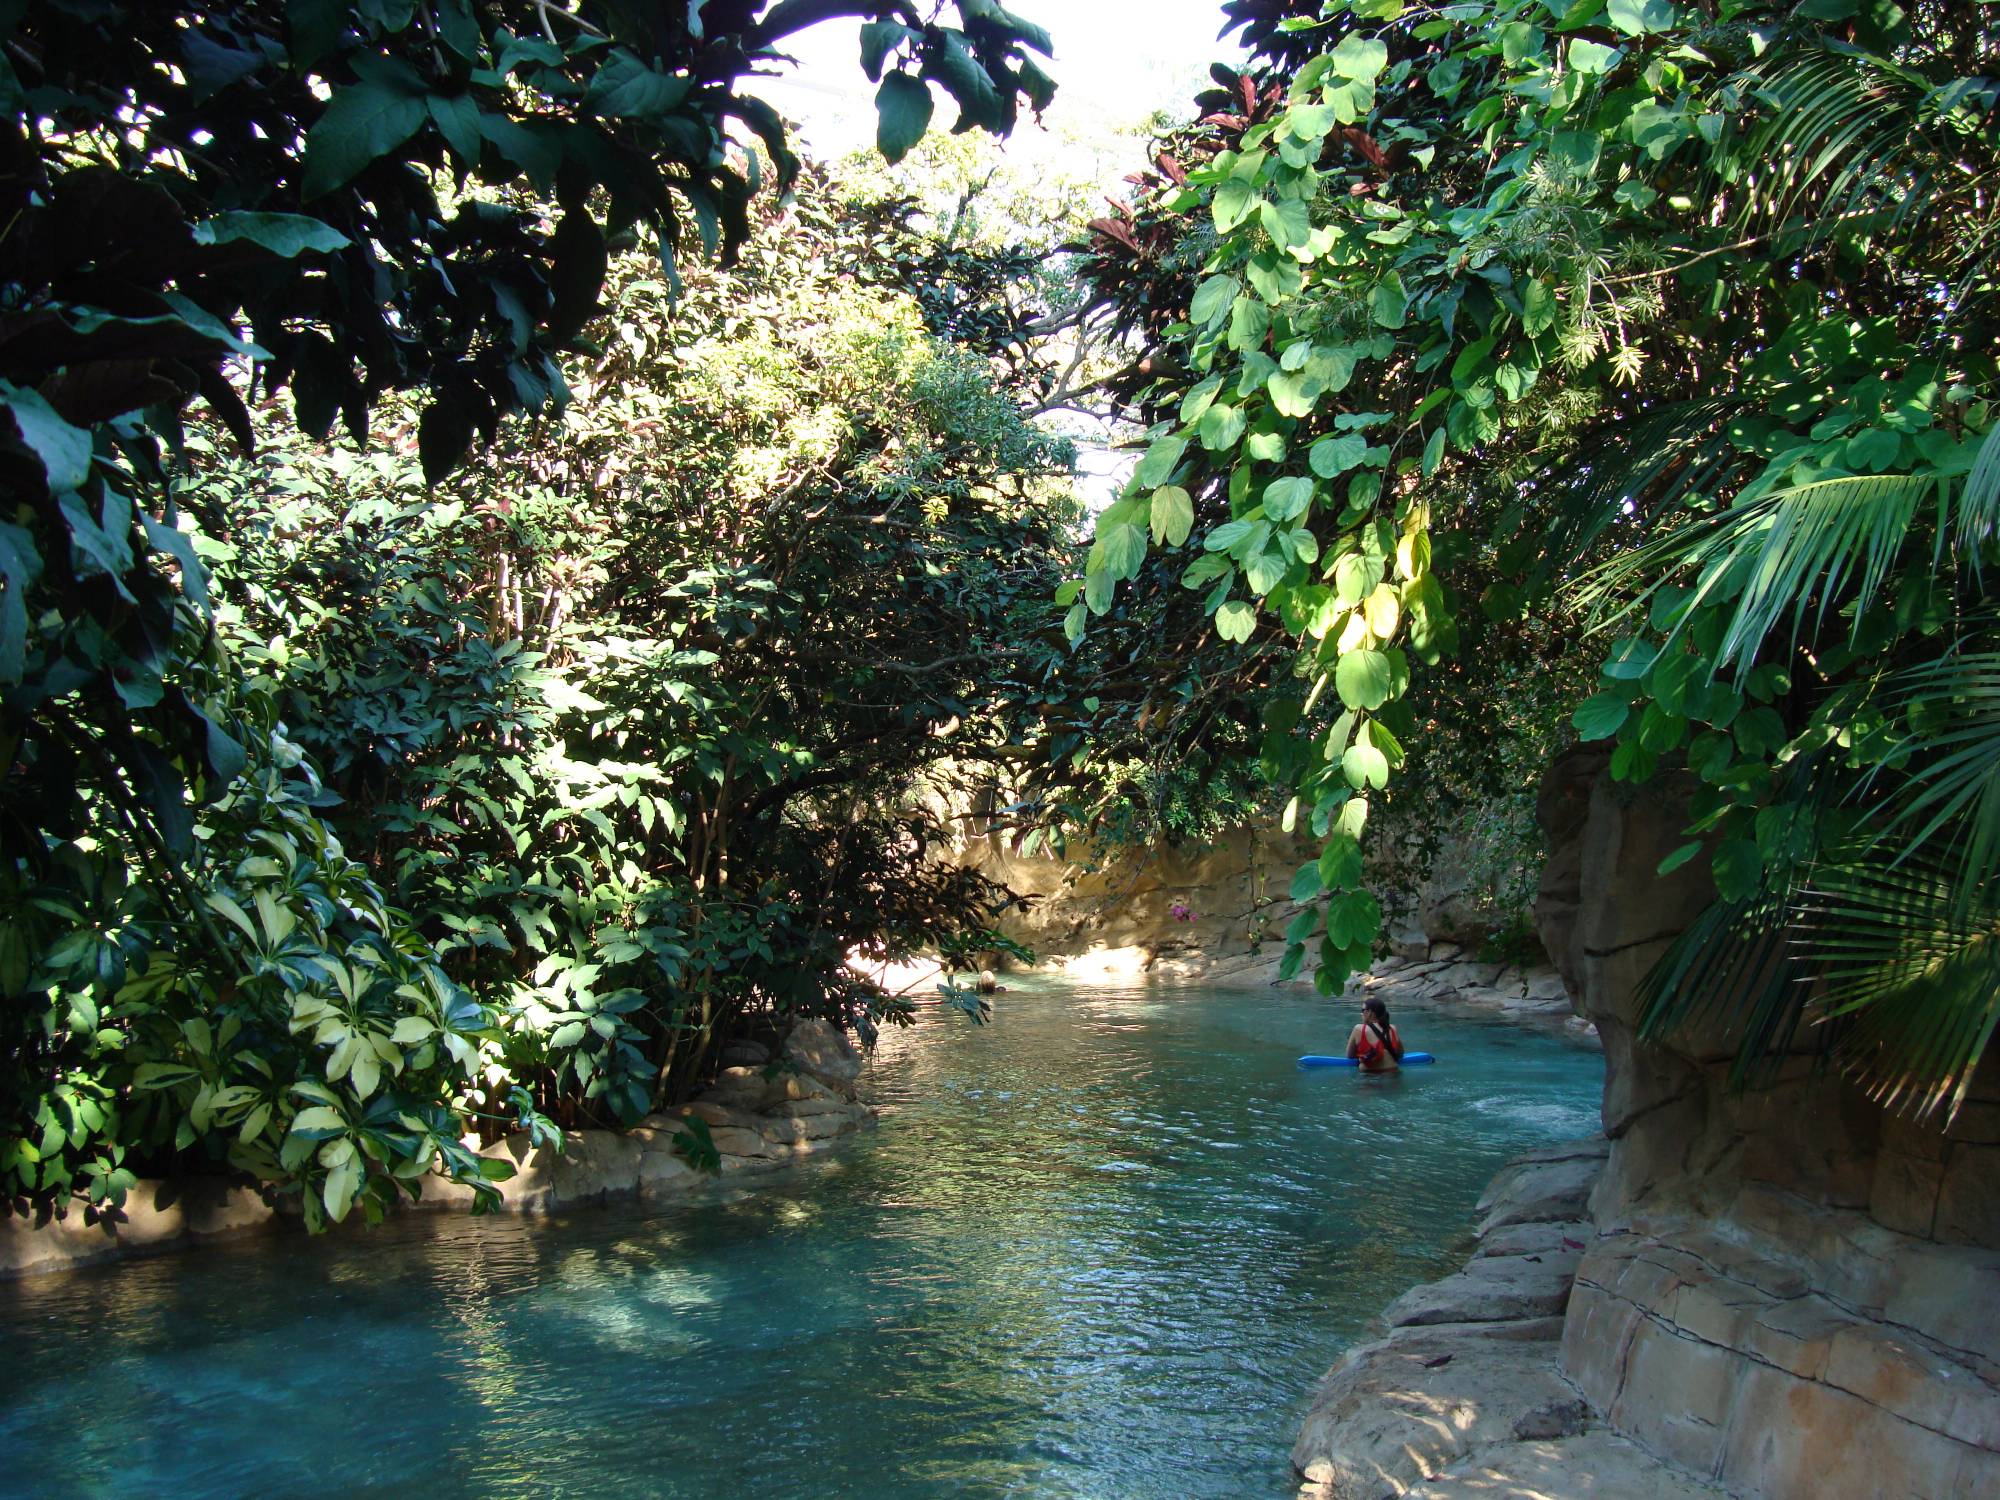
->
757 1112 858 1146
547 1131 642 1209
635 1144 699 1195
704 1126 778 1160
0 1177 277 1279
718 1039 771 1068
1475 1144 1606 1236
680 1100 764 1131
1291 1321 1581 1496
1400 1432 1732 1499
1384 1248 1583 1327
783 1018 863 1095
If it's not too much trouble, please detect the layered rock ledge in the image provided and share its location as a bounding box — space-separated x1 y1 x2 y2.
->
0 1017 873 1281
1292 1137 1729 1499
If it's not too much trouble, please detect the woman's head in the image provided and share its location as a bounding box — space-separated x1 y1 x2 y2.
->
1363 997 1390 1027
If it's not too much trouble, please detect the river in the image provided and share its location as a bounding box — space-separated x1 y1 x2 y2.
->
0 981 1600 1498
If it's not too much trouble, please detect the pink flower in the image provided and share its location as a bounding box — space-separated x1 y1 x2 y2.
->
1169 901 1194 922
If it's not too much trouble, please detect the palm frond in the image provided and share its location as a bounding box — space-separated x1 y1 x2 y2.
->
1796 852 2000 1123
1533 398 1744 591
1729 46 1951 254
1868 645 2000 905
1960 424 2000 563
1636 890 1821 1091
1574 472 1934 667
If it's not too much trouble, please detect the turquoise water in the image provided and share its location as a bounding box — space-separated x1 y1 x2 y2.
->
0 983 1600 1499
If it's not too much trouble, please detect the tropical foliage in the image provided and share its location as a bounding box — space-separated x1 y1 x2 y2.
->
1075 0 1997 1117
0 1 1058 1222
200 185 1072 1127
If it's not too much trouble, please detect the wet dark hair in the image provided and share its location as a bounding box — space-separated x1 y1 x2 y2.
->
1362 998 1403 1060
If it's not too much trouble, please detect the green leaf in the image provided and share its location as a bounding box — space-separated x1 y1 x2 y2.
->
1421 426 1445 476
1521 279 1557 337
289 1106 346 1139
427 93 484 166
1244 547 1286 595
1063 601 1086 643
1342 740 1390 790
1369 274 1408 330
875 72 934 164
1334 649 1393 711
924 29 1005 131
1268 370 1318 418
1259 196 1313 250
1331 33 1389 80
1213 178 1255 233
1191 276 1239 326
1199 402 1246 451
860 20 916 80
1205 519 1256 553
1101 522 1147 579
1602 638 1658 681
322 1156 361 1222
1607 0 1677 35
1263 476 1314 522
1084 569 1113 615
301 81 428 198
1310 434 1368 477
418 392 475 484
1568 38 1623 74
1150 486 1194 547
1657 842 1704 876
1135 435 1188 488
1319 836 1363 890
1 384 92 493
1573 693 1631 740
1215 599 1257 641
192 212 350 257
1289 862 1325 902
585 49 693 118
1181 375 1224 425
1711 838 1762 902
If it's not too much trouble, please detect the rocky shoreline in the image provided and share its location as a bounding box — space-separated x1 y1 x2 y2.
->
1291 1136 1728 1499
0 1017 875 1281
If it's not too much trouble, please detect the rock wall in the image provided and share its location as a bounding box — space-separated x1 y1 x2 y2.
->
1531 744 2000 1497
1 1018 875 1281
961 820 1533 983
964 823 1321 981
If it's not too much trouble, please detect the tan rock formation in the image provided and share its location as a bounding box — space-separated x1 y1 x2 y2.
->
1292 1138 1730 1498
1528 743 2000 1497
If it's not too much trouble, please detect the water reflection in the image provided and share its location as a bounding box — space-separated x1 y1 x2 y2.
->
0 983 1598 1499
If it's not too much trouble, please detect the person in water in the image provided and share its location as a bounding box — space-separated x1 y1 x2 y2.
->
1346 997 1404 1073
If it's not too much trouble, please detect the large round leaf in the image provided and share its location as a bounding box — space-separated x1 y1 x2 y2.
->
1334 648 1393 710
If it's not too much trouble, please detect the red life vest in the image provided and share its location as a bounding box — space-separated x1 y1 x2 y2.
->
1356 1022 1401 1067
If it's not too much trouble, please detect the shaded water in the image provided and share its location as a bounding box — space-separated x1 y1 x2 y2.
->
0 982 1599 1498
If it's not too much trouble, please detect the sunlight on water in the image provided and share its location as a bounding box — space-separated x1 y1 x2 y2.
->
0 982 1600 1499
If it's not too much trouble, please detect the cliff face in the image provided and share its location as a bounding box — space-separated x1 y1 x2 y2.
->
1534 746 2000 1498
961 818 1527 982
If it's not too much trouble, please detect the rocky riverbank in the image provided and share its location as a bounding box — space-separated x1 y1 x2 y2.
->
1291 745 2000 1499
0 1018 875 1281
1291 1137 1728 1499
